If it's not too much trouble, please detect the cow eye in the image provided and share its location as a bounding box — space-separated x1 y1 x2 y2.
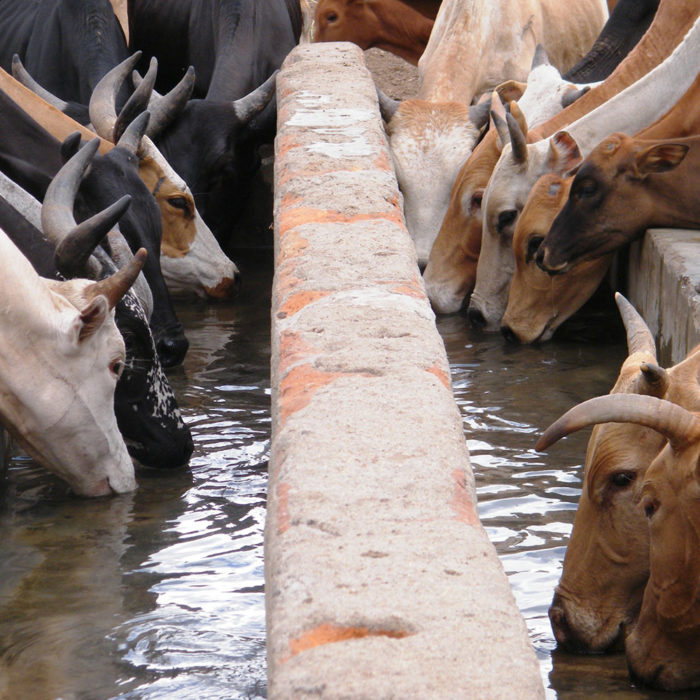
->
497 209 517 233
167 196 190 213
609 471 636 488
325 11 338 22
575 179 598 198
469 191 483 214
525 235 544 263
110 358 125 379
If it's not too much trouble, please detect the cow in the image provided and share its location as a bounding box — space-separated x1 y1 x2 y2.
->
126 0 303 241
537 390 700 691
500 174 615 344
467 14 700 330
536 295 700 662
5 58 241 302
313 0 435 66
0 87 189 368
0 145 194 472
376 0 608 266
537 131 700 273
0 224 140 497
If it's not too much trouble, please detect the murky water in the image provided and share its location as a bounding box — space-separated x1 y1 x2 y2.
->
0 260 692 699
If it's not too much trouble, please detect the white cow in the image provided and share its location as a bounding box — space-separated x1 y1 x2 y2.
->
468 15 700 330
0 229 139 497
380 0 608 265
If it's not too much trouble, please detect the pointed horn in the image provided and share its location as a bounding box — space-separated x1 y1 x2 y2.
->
12 54 72 113
232 71 278 125
535 394 700 452
490 109 509 148
530 44 551 70
561 85 590 109
115 110 150 155
86 248 148 309
376 86 400 123
639 362 670 395
89 51 143 141
469 99 491 130
507 112 528 164
112 56 157 142
54 195 132 277
138 65 196 139
615 292 656 357
41 137 101 245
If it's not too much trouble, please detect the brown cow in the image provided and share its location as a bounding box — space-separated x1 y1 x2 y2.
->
537 132 700 272
538 390 700 691
314 0 436 65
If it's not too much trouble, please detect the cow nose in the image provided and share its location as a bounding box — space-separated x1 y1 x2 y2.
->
534 247 547 271
156 333 190 368
467 305 486 328
549 599 573 648
501 324 519 343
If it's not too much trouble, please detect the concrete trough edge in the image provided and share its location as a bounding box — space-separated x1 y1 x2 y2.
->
266 42 544 698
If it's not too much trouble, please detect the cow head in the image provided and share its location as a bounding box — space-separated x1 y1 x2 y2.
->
537 304 700 655
539 392 700 691
378 91 490 268
314 0 380 49
468 118 581 331
537 132 690 273
0 228 139 497
501 173 613 344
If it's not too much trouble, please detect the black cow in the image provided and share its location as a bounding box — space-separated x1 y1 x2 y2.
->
0 155 193 470
0 89 189 367
0 0 129 105
126 0 302 242
563 0 659 83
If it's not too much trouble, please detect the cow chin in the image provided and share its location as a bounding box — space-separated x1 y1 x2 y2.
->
549 591 625 654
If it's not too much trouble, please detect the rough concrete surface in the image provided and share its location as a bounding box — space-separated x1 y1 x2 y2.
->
267 42 544 699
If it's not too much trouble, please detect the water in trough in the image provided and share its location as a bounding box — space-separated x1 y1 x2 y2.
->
0 253 693 699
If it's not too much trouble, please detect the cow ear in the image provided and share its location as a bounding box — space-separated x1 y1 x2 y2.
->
634 143 689 177
495 79 526 104
75 295 110 343
60 132 83 163
547 131 582 176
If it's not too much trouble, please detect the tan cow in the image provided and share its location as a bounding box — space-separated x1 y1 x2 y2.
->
0 61 239 300
537 296 700 655
314 0 435 65
426 0 695 320
538 389 700 690
378 0 607 266
468 13 700 330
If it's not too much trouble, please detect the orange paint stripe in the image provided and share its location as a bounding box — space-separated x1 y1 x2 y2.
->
277 290 330 318
276 482 290 535
278 331 319 376
426 363 450 389
450 469 480 526
288 623 410 658
279 364 341 423
278 204 404 235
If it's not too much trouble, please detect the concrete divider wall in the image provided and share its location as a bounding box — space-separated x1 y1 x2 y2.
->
266 42 544 698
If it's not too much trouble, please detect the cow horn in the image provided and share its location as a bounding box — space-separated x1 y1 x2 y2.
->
639 362 670 396
89 51 143 141
137 65 196 139
86 248 148 309
469 99 491 130
232 71 278 125
530 44 551 70
561 85 591 109
615 292 656 357
112 57 158 142
42 137 132 277
490 109 509 149
116 110 150 156
376 86 400 123
11 54 72 113
535 394 700 452
507 112 528 164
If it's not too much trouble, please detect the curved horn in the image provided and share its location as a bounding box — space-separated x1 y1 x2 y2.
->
530 44 551 70
507 111 528 164
115 110 150 155
89 51 143 141
615 292 656 357
469 99 491 130
376 86 400 123
535 394 700 452
11 54 71 113
561 85 591 109
137 65 196 139
490 109 509 149
639 362 670 396
54 195 132 277
232 71 278 125
86 248 148 309
112 56 157 142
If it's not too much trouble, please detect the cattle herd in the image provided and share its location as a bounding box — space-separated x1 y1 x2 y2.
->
0 0 698 694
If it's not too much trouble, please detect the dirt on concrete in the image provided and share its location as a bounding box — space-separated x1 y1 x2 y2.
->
364 47 420 100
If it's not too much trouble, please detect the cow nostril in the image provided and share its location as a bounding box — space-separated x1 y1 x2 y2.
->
157 334 189 368
467 306 486 328
501 324 519 343
535 247 546 270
